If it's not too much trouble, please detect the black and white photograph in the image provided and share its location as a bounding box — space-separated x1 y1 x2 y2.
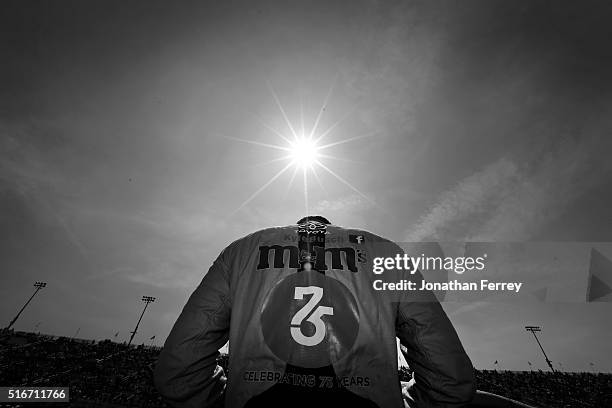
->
1 1 611 407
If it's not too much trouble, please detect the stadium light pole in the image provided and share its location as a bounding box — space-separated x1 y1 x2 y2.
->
6 282 47 330
525 326 556 373
128 296 155 346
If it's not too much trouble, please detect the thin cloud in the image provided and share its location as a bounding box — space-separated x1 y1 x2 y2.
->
313 194 372 212
407 132 612 242
405 158 519 241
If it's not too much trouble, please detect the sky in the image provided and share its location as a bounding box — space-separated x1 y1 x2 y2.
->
1 0 612 372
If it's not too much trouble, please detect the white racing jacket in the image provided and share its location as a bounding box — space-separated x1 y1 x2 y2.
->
154 222 475 408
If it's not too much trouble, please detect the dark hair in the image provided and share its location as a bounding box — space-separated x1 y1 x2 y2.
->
296 215 331 225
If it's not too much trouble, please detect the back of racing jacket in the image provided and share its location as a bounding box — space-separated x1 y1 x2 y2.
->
154 222 475 408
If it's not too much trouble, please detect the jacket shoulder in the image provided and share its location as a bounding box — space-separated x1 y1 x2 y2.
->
219 224 403 260
217 225 298 266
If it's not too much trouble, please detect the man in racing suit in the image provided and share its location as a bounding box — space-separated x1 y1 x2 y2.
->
154 216 475 407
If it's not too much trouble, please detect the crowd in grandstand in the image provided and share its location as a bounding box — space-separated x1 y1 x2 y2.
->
1 331 609 408
0 331 165 407
473 369 610 408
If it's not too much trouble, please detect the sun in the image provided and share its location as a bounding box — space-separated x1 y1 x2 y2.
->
228 81 376 214
289 137 320 169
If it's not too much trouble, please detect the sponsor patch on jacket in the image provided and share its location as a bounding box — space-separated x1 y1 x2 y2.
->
349 234 365 244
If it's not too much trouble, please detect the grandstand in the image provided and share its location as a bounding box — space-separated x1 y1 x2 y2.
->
0 331 609 408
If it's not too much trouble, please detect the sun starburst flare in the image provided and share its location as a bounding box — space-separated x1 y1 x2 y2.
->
230 82 376 214
288 137 320 169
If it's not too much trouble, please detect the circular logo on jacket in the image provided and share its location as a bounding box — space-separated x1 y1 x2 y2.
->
261 271 359 368
296 220 329 234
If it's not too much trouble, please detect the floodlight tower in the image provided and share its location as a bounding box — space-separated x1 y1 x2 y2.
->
6 281 47 330
128 296 156 346
525 326 555 373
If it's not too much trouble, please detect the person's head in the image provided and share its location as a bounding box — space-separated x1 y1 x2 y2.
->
296 215 331 225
